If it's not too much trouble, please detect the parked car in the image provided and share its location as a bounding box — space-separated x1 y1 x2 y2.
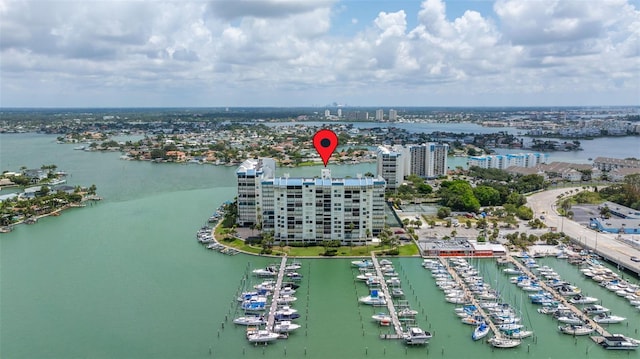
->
631 256 640 262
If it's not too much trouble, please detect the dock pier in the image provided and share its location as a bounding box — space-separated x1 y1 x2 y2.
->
371 254 404 339
505 255 611 338
439 258 503 340
266 256 288 330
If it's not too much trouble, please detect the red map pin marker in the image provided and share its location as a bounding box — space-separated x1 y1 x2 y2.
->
313 129 338 167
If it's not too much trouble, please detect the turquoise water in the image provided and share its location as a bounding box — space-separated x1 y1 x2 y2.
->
1 133 639 358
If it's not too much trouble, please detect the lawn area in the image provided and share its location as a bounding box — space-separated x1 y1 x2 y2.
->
215 223 421 257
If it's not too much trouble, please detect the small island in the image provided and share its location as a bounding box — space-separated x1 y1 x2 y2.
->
0 165 100 232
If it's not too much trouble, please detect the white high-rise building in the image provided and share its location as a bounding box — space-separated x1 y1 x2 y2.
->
324 109 330 118
236 160 386 245
376 146 405 190
377 143 449 184
389 109 397 121
337 108 343 118
236 158 276 227
408 143 448 178
375 109 384 121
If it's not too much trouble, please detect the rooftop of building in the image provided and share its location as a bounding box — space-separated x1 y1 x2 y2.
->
593 157 640 166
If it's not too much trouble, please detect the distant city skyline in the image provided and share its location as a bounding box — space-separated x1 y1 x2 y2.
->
1 0 639 108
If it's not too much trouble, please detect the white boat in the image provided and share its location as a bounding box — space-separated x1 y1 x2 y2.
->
472 322 489 341
403 327 432 345
252 266 278 277
359 290 387 306
279 287 296 296
273 320 301 333
233 315 265 326
488 337 521 348
274 306 298 316
593 313 626 324
356 272 376 281
352 259 373 268
583 305 610 315
276 295 297 304
391 288 405 298
598 335 640 350
254 280 276 291
379 259 393 266
505 329 533 339
246 329 279 343
558 324 595 336
284 262 302 271
372 312 392 322
556 314 583 325
569 294 598 304
397 308 418 317
498 323 523 331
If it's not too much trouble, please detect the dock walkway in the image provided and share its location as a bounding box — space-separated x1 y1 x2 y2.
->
505 255 611 337
371 254 404 338
266 256 288 330
439 258 503 339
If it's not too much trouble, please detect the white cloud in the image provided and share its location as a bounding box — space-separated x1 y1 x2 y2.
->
0 0 638 107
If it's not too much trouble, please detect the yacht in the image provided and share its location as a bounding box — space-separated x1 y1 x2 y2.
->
488 337 521 348
472 322 489 341
276 295 297 304
598 335 640 350
556 314 584 325
582 305 610 315
593 313 626 324
371 312 392 323
252 266 278 277
273 321 301 333
391 288 405 298
558 324 595 336
351 259 373 268
246 329 279 343
233 315 265 326
359 293 387 306
397 308 418 317
569 294 598 304
284 262 302 271
403 327 432 345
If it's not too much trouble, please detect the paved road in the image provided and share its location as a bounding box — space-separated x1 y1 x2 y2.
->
527 187 640 276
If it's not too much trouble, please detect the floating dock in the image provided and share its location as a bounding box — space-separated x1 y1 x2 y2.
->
266 256 288 330
371 253 404 339
505 255 611 338
438 258 503 340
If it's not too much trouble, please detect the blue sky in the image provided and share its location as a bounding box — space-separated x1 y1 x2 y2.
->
1 0 638 108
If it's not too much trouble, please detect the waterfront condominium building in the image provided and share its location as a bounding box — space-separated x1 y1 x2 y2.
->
376 145 405 190
376 143 449 187
388 109 397 121
375 109 384 121
468 152 548 170
408 143 449 178
236 158 276 227
236 159 387 245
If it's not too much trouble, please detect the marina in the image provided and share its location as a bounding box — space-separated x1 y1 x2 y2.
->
503 255 613 338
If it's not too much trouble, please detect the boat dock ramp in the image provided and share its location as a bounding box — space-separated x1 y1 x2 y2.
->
504 255 612 339
266 256 289 330
438 258 504 340
370 253 404 339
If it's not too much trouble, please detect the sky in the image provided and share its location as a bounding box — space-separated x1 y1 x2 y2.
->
0 0 639 108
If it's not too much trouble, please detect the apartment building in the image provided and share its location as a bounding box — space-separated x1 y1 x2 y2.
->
236 159 386 245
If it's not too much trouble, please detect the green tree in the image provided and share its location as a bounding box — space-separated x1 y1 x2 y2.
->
437 206 451 219
473 186 501 206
